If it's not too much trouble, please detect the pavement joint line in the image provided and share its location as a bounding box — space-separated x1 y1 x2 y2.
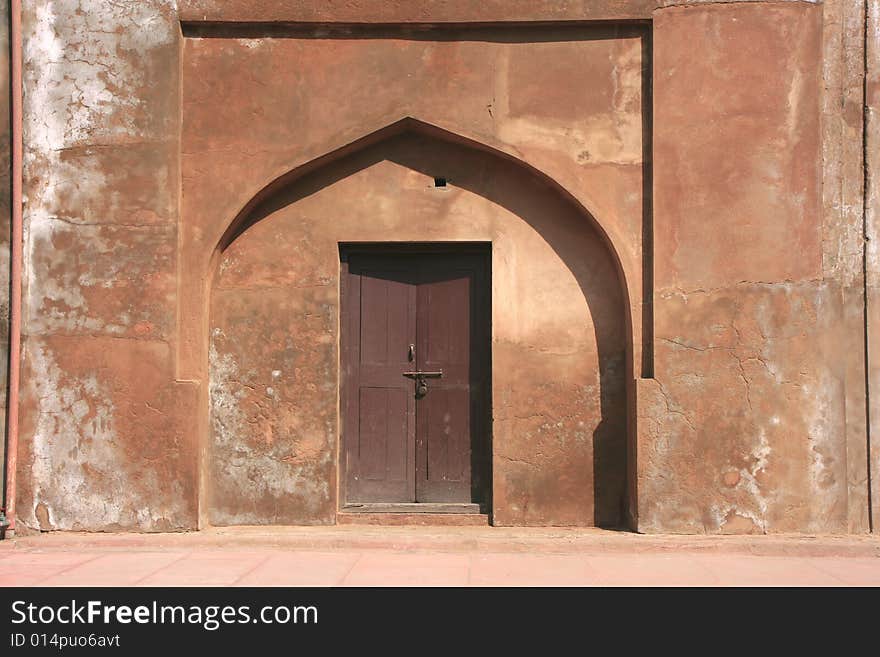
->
803 560 849 586
229 552 276 586
339 553 365 586
802 559 857 586
130 551 195 587
28 552 108 586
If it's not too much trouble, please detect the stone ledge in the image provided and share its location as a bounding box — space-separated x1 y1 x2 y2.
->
3 527 878 558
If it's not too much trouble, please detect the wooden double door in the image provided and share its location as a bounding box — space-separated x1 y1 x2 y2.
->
341 247 490 507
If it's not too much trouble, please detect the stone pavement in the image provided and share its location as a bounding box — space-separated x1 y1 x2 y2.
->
0 527 878 587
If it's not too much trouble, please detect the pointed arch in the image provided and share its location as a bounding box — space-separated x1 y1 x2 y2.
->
215 118 631 295
205 116 641 527
210 116 641 377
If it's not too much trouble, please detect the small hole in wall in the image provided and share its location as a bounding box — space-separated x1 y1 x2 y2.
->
434 177 447 188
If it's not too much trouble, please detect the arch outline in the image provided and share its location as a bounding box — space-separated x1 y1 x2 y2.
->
189 115 645 528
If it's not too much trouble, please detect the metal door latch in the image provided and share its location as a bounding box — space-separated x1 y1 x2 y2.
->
402 370 443 398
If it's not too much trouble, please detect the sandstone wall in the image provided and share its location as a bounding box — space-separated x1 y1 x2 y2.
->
0 1 10 505
9 0 876 533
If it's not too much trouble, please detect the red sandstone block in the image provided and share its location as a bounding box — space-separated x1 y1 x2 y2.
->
341 553 470 587
234 551 361 586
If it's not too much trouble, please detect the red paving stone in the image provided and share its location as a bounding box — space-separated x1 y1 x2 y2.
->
804 558 880 586
586 555 721 587
342 553 471 587
235 552 360 587
0 552 104 587
40 552 189 587
469 554 599 586
137 552 272 587
692 555 845 587
0 529 878 587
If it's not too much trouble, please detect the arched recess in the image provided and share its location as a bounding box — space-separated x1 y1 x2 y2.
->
205 118 638 528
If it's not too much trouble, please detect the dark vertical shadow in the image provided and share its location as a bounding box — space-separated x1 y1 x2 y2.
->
640 31 654 381
470 251 492 513
628 28 653 530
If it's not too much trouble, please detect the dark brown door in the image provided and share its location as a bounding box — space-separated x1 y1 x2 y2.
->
342 249 490 506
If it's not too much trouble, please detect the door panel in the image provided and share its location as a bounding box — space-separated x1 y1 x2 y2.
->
360 272 411 365
422 388 470 481
344 257 416 502
416 265 475 502
359 386 409 483
342 249 490 508
422 277 471 365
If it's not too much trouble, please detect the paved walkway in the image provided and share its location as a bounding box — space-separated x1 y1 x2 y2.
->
1 527 878 586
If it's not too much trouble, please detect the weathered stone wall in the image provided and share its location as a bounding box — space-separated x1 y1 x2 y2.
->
635 0 875 534
867 0 880 531
640 2 848 533
8 0 877 533
16 1 198 532
821 0 872 534
186 32 643 527
0 0 10 505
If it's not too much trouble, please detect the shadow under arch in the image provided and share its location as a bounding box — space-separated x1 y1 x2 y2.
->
217 118 630 276
212 118 635 527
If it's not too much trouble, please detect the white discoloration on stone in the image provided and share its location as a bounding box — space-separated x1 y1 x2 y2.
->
23 0 178 329
806 380 835 479
740 432 771 529
25 0 176 153
209 332 331 525
237 38 264 50
18 1 183 532
785 67 803 143
26 218 86 313
208 339 246 440
709 431 771 534
494 37 642 166
24 340 180 531
803 367 847 529
24 218 135 334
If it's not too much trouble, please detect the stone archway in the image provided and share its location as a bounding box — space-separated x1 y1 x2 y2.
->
205 120 634 527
